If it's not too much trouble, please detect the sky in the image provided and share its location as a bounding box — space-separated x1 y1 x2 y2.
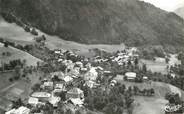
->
141 0 184 11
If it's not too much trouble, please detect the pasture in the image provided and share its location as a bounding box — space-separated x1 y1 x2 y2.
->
0 42 41 66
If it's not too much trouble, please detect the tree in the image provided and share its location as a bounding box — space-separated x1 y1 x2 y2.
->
150 88 155 95
134 58 139 66
12 98 24 108
133 86 139 95
22 59 27 67
142 64 147 73
31 83 41 92
4 41 9 47
75 109 82 114
31 28 38 36
165 57 169 64
14 65 21 80
42 102 54 114
66 109 72 114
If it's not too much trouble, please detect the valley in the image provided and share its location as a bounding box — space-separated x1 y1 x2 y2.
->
0 0 184 114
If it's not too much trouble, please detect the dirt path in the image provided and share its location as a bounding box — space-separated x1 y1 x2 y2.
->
0 82 18 93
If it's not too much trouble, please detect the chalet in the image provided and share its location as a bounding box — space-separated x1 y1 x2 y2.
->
84 80 99 88
67 67 80 78
84 67 98 81
5 106 30 114
63 76 73 83
143 76 148 81
68 98 84 107
31 92 51 101
125 72 136 81
49 95 61 107
85 63 92 69
43 81 54 90
54 83 66 92
110 80 117 87
66 88 84 99
54 50 61 54
75 61 83 68
28 97 39 106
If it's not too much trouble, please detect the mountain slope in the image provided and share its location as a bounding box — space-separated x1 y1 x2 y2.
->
175 7 184 19
0 0 184 48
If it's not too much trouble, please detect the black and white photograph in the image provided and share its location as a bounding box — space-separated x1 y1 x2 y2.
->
0 0 184 114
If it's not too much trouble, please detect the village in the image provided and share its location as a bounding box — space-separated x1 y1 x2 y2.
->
0 13 183 113
0 32 183 114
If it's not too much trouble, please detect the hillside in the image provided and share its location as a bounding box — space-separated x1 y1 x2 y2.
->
0 42 41 66
119 81 184 114
0 0 184 49
175 7 184 19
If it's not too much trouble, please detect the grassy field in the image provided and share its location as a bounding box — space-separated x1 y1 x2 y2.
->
139 59 168 74
0 42 41 66
0 16 125 58
0 16 35 43
116 80 184 114
0 72 15 90
0 71 44 106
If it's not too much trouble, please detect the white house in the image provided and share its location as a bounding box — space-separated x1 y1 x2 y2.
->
69 98 84 107
43 82 54 89
5 106 30 114
84 67 98 81
49 96 61 107
84 80 98 88
31 92 51 101
28 97 39 106
54 83 66 92
125 72 136 80
63 76 73 83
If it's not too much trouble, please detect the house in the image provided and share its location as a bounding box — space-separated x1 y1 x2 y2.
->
54 83 66 92
31 92 51 101
85 63 92 69
80 68 88 74
49 96 61 107
66 88 84 99
84 80 99 88
84 67 98 81
75 62 83 68
125 72 136 81
143 76 148 81
5 106 30 114
63 76 73 83
67 67 80 78
28 97 39 106
5 109 16 114
43 82 54 90
110 80 117 87
68 98 84 107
